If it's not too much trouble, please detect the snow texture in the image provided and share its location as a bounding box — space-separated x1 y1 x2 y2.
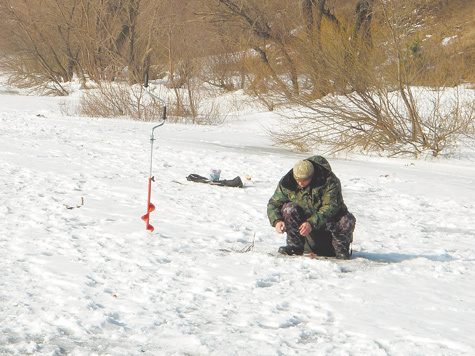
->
1 85 475 356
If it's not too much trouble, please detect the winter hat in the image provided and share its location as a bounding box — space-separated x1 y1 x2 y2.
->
293 160 314 180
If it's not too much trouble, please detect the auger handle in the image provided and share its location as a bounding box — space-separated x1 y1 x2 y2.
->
144 73 167 122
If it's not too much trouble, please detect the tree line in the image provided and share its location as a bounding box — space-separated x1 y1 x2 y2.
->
0 0 473 156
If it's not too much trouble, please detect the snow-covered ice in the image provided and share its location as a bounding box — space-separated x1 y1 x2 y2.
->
1 86 474 355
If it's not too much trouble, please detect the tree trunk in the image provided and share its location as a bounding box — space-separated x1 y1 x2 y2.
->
354 0 374 47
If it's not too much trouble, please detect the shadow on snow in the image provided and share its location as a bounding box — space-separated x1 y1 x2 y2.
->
353 251 457 263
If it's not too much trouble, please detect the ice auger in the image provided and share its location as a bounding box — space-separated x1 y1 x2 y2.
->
141 74 166 232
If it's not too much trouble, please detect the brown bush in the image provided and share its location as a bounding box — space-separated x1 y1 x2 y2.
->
269 0 475 157
79 83 163 122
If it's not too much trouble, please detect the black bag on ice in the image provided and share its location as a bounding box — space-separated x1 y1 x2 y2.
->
186 174 243 188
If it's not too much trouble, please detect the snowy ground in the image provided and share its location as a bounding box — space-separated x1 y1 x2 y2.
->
1 86 475 356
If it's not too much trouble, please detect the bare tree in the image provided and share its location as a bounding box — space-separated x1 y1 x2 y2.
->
271 0 474 157
0 0 86 94
202 0 302 99
353 0 374 47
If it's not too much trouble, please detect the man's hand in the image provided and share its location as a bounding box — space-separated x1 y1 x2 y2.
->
299 222 312 236
275 221 285 234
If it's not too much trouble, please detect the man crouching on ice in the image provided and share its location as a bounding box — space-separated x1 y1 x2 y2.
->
267 156 356 259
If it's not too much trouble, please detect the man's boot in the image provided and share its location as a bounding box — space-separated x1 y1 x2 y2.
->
278 245 304 256
334 246 350 260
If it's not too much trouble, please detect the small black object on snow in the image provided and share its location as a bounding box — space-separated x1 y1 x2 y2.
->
186 174 243 188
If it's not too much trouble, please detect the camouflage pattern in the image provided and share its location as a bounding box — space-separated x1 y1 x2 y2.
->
282 202 307 248
326 211 356 258
280 202 355 257
267 155 348 230
267 155 355 257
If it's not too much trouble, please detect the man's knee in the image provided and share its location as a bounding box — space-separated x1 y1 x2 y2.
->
339 212 356 236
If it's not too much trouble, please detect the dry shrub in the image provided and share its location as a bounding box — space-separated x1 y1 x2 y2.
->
274 85 475 157
78 80 228 125
79 83 163 122
165 85 229 125
268 0 475 157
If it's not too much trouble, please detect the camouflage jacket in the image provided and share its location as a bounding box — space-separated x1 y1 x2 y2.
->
267 156 348 231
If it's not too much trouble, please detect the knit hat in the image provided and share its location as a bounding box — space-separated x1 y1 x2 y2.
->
293 160 314 180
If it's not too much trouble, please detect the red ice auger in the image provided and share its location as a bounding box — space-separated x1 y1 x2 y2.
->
141 74 166 232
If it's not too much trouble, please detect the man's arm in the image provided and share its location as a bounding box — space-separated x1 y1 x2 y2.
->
267 183 288 227
307 175 344 230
